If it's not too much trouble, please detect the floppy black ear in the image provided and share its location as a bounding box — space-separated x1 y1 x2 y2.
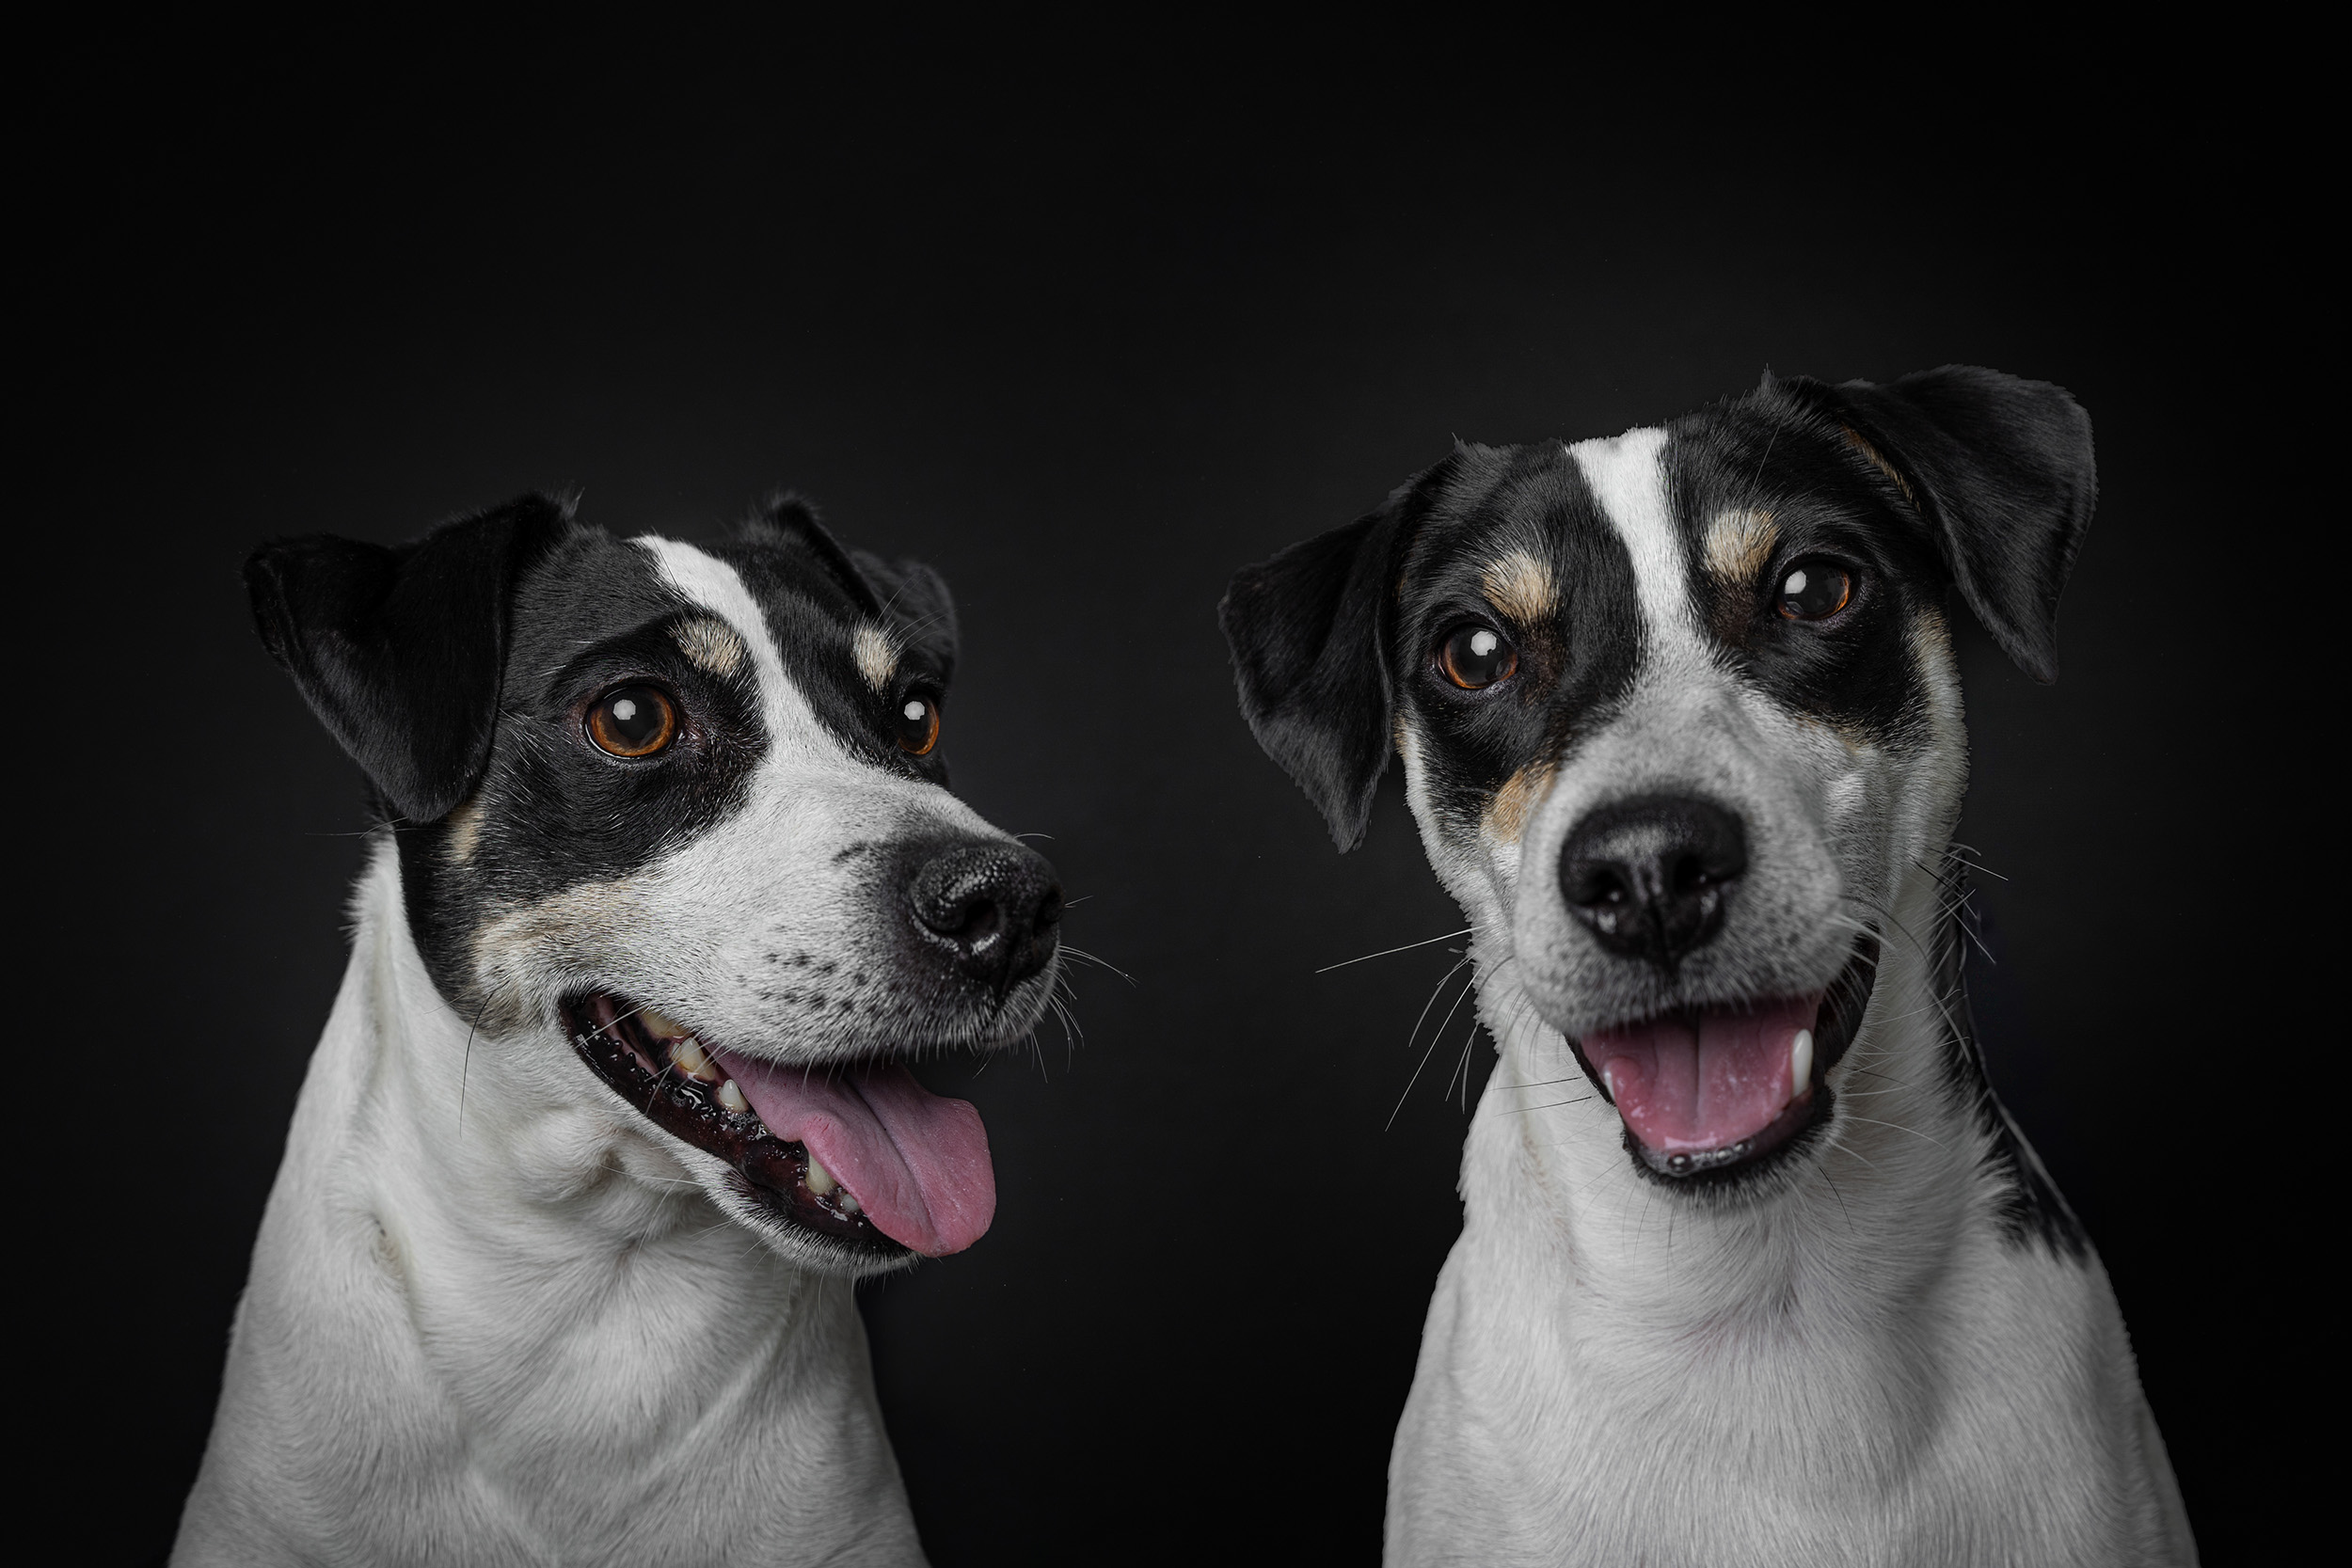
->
1778 364 2096 683
1219 495 1407 851
246 494 578 823
744 493 888 619
852 550 961 680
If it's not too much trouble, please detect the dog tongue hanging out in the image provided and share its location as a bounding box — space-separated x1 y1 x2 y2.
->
1223 367 2197 1566
177 496 1061 1567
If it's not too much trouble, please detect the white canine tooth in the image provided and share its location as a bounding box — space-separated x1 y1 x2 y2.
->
716 1078 749 1114
1790 1028 1815 1097
637 1006 688 1039
669 1037 721 1084
804 1157 838 1196
839 1191 862 1214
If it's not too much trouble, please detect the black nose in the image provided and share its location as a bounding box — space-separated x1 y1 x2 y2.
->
1558 795 1747 971
909 843 1063 995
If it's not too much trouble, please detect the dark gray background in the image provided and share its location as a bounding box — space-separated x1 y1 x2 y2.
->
34 54 2308 1565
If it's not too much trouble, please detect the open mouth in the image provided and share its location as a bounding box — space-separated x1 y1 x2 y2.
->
1572 936 1880 1184
563 992 997 1259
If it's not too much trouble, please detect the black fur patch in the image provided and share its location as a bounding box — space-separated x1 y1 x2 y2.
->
251 493 968 1017
1663 396 1950 744
1390 445 1645 843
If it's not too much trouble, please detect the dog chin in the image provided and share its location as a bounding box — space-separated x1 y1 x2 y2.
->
1544 935 1881 1195
561 980 1054 1275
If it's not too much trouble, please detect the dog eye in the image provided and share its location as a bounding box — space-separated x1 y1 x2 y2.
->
1776 561 1853 622
896 694 941 756
1438 624 1518 689
587 686 678 758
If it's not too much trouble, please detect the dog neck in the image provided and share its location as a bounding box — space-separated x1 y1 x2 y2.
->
199 843 911 1554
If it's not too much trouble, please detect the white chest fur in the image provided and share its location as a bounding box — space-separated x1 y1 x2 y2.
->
173 849 924 1567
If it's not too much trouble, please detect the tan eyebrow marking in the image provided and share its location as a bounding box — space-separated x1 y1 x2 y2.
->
1482 759 1555 845
672 616 749 679
1703 509 1779 588
1840 425 1917 507
1480 549 1557 626
851 625 898 693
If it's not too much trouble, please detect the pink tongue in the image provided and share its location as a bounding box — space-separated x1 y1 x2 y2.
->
711 1052 995 1257
1581 996 1818 1153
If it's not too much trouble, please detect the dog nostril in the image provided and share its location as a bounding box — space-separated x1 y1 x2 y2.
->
1564 863 1632 910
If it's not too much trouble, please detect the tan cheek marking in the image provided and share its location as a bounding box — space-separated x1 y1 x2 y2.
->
673 617 748 679
1482 760 1555 845
1480 550 1556 626
1704 508 1778 588
467 879 645 1033
852 625 898 693
443 797 483 865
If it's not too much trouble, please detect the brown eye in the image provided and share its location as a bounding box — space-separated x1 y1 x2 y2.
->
587 686 677 757
1776 561 1853 621
1438 624 1518 689
896 694 941 756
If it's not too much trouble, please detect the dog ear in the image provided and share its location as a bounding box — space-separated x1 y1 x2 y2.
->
1220 494 1409 852
1775 365 2096 683
246 494 578 823
852 551 960 681
744 493 890 619
742 493 959 679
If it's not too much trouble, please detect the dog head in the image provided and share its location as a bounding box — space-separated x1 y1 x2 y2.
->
1223 366 2092 1194
250 494 1062 1274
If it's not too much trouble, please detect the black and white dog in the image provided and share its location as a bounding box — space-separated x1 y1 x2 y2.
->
1222 368 2196 1565
176 497 1060 1565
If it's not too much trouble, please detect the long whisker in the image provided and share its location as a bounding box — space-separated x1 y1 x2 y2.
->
1316 927 1475 974
1386 963 1477 1131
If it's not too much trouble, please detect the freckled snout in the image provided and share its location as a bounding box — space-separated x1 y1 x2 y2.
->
909 843 1063 996
1559 796 1747 973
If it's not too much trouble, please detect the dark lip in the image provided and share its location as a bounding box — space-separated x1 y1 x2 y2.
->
1565 933 1882 1189
560 992 909 1259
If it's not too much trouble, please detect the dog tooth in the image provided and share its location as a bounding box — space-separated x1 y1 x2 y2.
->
716 1078 750 1114
839 1190 862 1214
1790 1028 1815 1096
638 1006 687 1039
669 1037 721 1084
804 1157 838 1196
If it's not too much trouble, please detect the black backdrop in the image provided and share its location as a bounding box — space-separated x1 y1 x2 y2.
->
32 52 2312 1566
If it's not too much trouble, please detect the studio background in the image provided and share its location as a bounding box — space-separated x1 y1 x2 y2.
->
32 53 2310 1565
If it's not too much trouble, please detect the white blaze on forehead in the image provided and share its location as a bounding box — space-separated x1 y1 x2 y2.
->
632 536 837 762
1567 426 1705 663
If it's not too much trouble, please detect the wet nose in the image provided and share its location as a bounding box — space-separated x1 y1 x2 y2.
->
910 843 1063 994
1558 795 1747 971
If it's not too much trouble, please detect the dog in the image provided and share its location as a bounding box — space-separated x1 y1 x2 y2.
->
175 495 1061 1565
1221 367 2196 1566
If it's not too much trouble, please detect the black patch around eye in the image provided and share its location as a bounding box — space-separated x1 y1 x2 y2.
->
1777 560 1853 622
